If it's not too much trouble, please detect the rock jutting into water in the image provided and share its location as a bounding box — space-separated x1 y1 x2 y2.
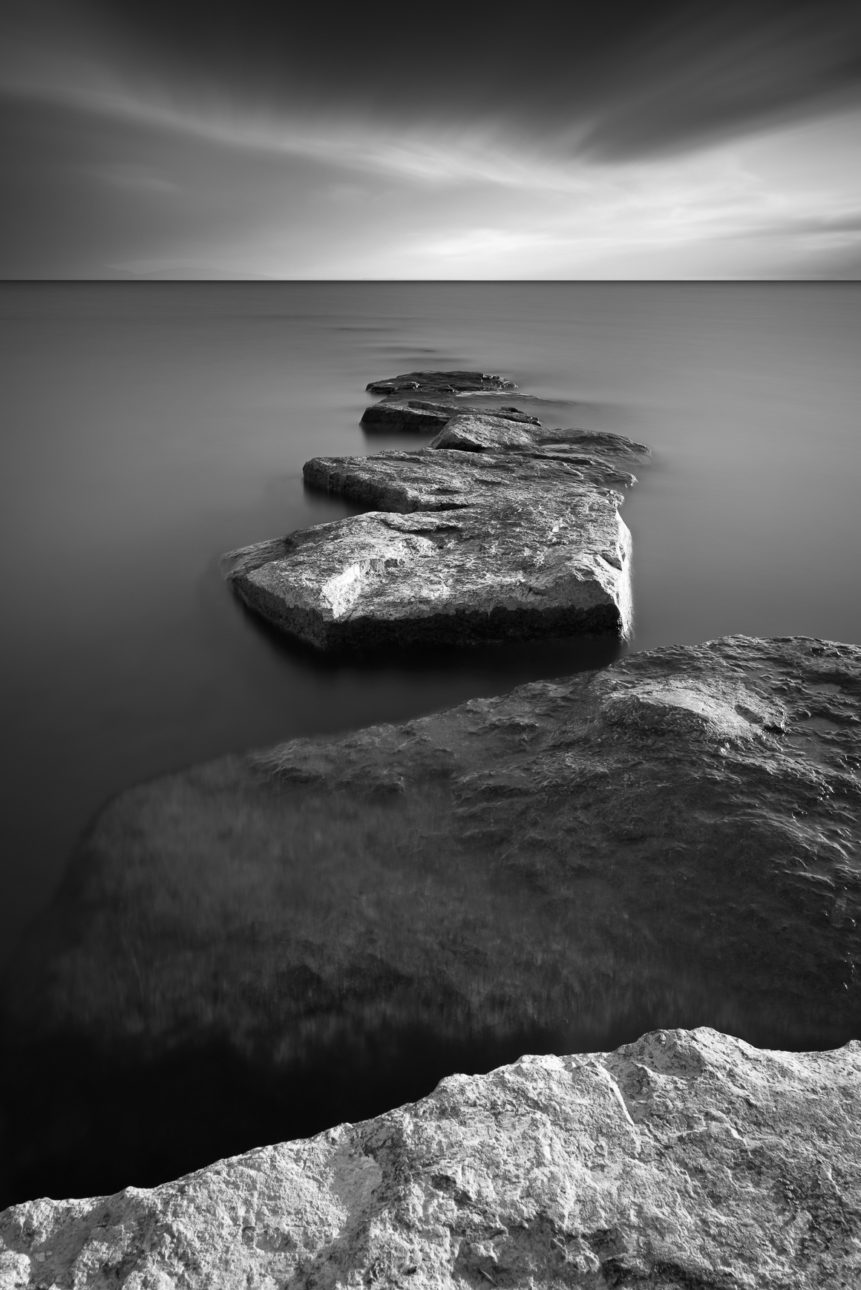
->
360 400 541 434
2 1026 860 1289
365 369 518 397
224 380 650 651
2 635 860 1205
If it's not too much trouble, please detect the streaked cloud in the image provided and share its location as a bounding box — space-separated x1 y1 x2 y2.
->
1 0 860 277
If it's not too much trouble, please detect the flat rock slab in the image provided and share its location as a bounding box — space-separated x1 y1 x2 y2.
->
301 442 637 511
366 369 517 397
428 416 651 464
225 403 645 651
360 400 540 434
3 636 860 1203
2 1027 860 1289
222 497 631 650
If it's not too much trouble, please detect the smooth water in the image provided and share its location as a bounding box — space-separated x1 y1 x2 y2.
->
2 281 860 955
1 282 860 1200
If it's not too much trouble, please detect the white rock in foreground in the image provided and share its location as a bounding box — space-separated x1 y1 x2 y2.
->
2 1027 860 1288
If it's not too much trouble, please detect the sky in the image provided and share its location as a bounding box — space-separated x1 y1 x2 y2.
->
1 0 860 279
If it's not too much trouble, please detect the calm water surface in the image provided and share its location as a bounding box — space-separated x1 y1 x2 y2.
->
1 282 860 1199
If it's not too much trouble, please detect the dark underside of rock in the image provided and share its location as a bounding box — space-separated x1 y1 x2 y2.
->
2 634 860 1209
224 387 649 652
3 1027 860 1289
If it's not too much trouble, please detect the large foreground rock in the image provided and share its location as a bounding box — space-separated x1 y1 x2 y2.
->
2 1027 860 1289
2 636 860 1205
224 410 646 651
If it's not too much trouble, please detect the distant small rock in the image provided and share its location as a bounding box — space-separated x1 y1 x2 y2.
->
3 1027 859 1289
365 369 517 396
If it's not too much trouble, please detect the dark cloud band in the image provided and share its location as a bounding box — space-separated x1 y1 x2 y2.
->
75 0 861 158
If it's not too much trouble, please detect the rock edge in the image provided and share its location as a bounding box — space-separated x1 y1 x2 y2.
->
2 1026 860 1289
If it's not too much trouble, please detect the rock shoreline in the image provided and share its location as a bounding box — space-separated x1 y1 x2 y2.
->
2 632 860 1219
1 372 859 1288
224 373 649 652
2 1027 860 1289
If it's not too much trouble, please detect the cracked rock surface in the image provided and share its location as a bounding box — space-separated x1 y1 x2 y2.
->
2 1026 860 1289
2 635 860 1206
224 394 647 651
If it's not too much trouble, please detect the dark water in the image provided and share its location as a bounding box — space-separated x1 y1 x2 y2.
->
1 282 860 1203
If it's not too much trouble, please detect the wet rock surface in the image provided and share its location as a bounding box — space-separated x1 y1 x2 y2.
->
225 394 646 651
2 1027 860 1289
2 635 860 1207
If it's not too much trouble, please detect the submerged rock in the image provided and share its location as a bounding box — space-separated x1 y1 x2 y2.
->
366 369 517 396
225 401 645 651
2 635 860 1205
2 1027 860 1289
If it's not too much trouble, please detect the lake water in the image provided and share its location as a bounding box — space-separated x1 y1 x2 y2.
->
1 281 860 1202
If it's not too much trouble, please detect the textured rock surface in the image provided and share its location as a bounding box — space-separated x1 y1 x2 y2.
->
300 443 636 511
427 417 651 464
366 369 517 396
428 412 544 452
222 498 631 650
360 401 540 434
2 1027 861 1289
3 636 860 1205
226 401 644 651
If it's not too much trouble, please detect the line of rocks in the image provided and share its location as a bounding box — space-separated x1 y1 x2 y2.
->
2 372 860 1287
223 371 650 651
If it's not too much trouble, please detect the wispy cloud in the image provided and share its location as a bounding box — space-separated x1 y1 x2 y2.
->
1 0 860 277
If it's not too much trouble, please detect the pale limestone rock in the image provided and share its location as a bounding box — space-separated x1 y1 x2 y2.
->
2 1028 860 1288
